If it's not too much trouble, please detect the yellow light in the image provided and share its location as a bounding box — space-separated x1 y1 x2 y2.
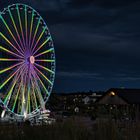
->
110 91 115 96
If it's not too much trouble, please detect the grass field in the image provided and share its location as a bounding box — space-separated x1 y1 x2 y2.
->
0 118 140 140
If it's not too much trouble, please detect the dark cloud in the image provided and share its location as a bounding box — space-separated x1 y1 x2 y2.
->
69 0 140 8
50 1 140 92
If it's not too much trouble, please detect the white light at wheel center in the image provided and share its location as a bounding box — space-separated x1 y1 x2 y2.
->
30 56 35 64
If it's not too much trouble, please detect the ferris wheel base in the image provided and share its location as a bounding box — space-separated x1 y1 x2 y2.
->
0 109 56 125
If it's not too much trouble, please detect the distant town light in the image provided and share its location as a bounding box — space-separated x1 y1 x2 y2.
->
110 91 115 96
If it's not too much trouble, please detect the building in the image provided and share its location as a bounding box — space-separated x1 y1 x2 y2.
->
48 91 103 115
96 88 140 120
82 92 102 104
97 88 140 105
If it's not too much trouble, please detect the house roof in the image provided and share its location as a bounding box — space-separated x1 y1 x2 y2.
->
107 88 140 104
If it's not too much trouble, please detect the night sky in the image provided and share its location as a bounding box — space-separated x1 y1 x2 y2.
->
0 0 140 92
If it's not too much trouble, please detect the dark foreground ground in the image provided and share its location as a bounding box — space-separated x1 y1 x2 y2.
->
0 117 140 140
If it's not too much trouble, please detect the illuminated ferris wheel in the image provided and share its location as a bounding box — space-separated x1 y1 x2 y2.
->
0 3 55 118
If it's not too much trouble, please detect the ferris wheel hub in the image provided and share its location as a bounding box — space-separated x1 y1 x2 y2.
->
30 56 35 64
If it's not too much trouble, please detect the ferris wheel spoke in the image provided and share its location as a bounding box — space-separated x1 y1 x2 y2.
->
25 5 28 48
0 15 24 55
11 78 22 112
34 63 54 74
33 36 51 55
8 7 25 53
30 77 38 109
31 27 46 54
25 69 31 114
0 61 23 74
30 17 41 50
35 71 49 96
4 75 18 106
28 88 31 114
11 65 26 112
34 65 53 86
26 82 31 114
16 4 26 49
0 58 23 62
0 63 24 90
35 84 44 109
32 70 44 108
4 67 22 106
34 48 54 58
29 10 34 49
0 32 24 57
0 45 23 58
2 64 25 108
35 59 55 62
27 67 33 114
17 96 21 114
21 67 28 115
22 65 33 115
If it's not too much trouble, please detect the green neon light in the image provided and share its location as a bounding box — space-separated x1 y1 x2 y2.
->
30 17 41 48
31 80 38 108
35 48 54 57
25 5 28 46
12 82 21 112
4 71 20 105
28 89 31 113
36 73 49 96
12 66 26 112
8 6 24 52
33 73 44 106
33 36 51 55
35 63 54 74
0 32 23 56
34 66 53 85
16 4 25 47
0 45 22 58
0 14 23 54
35 59 55 62
29 10 34 47
0 68 19 90
4 81 16 105
32 27 46 53
0 58 22 61
26 85 30 113
0 62 22 74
